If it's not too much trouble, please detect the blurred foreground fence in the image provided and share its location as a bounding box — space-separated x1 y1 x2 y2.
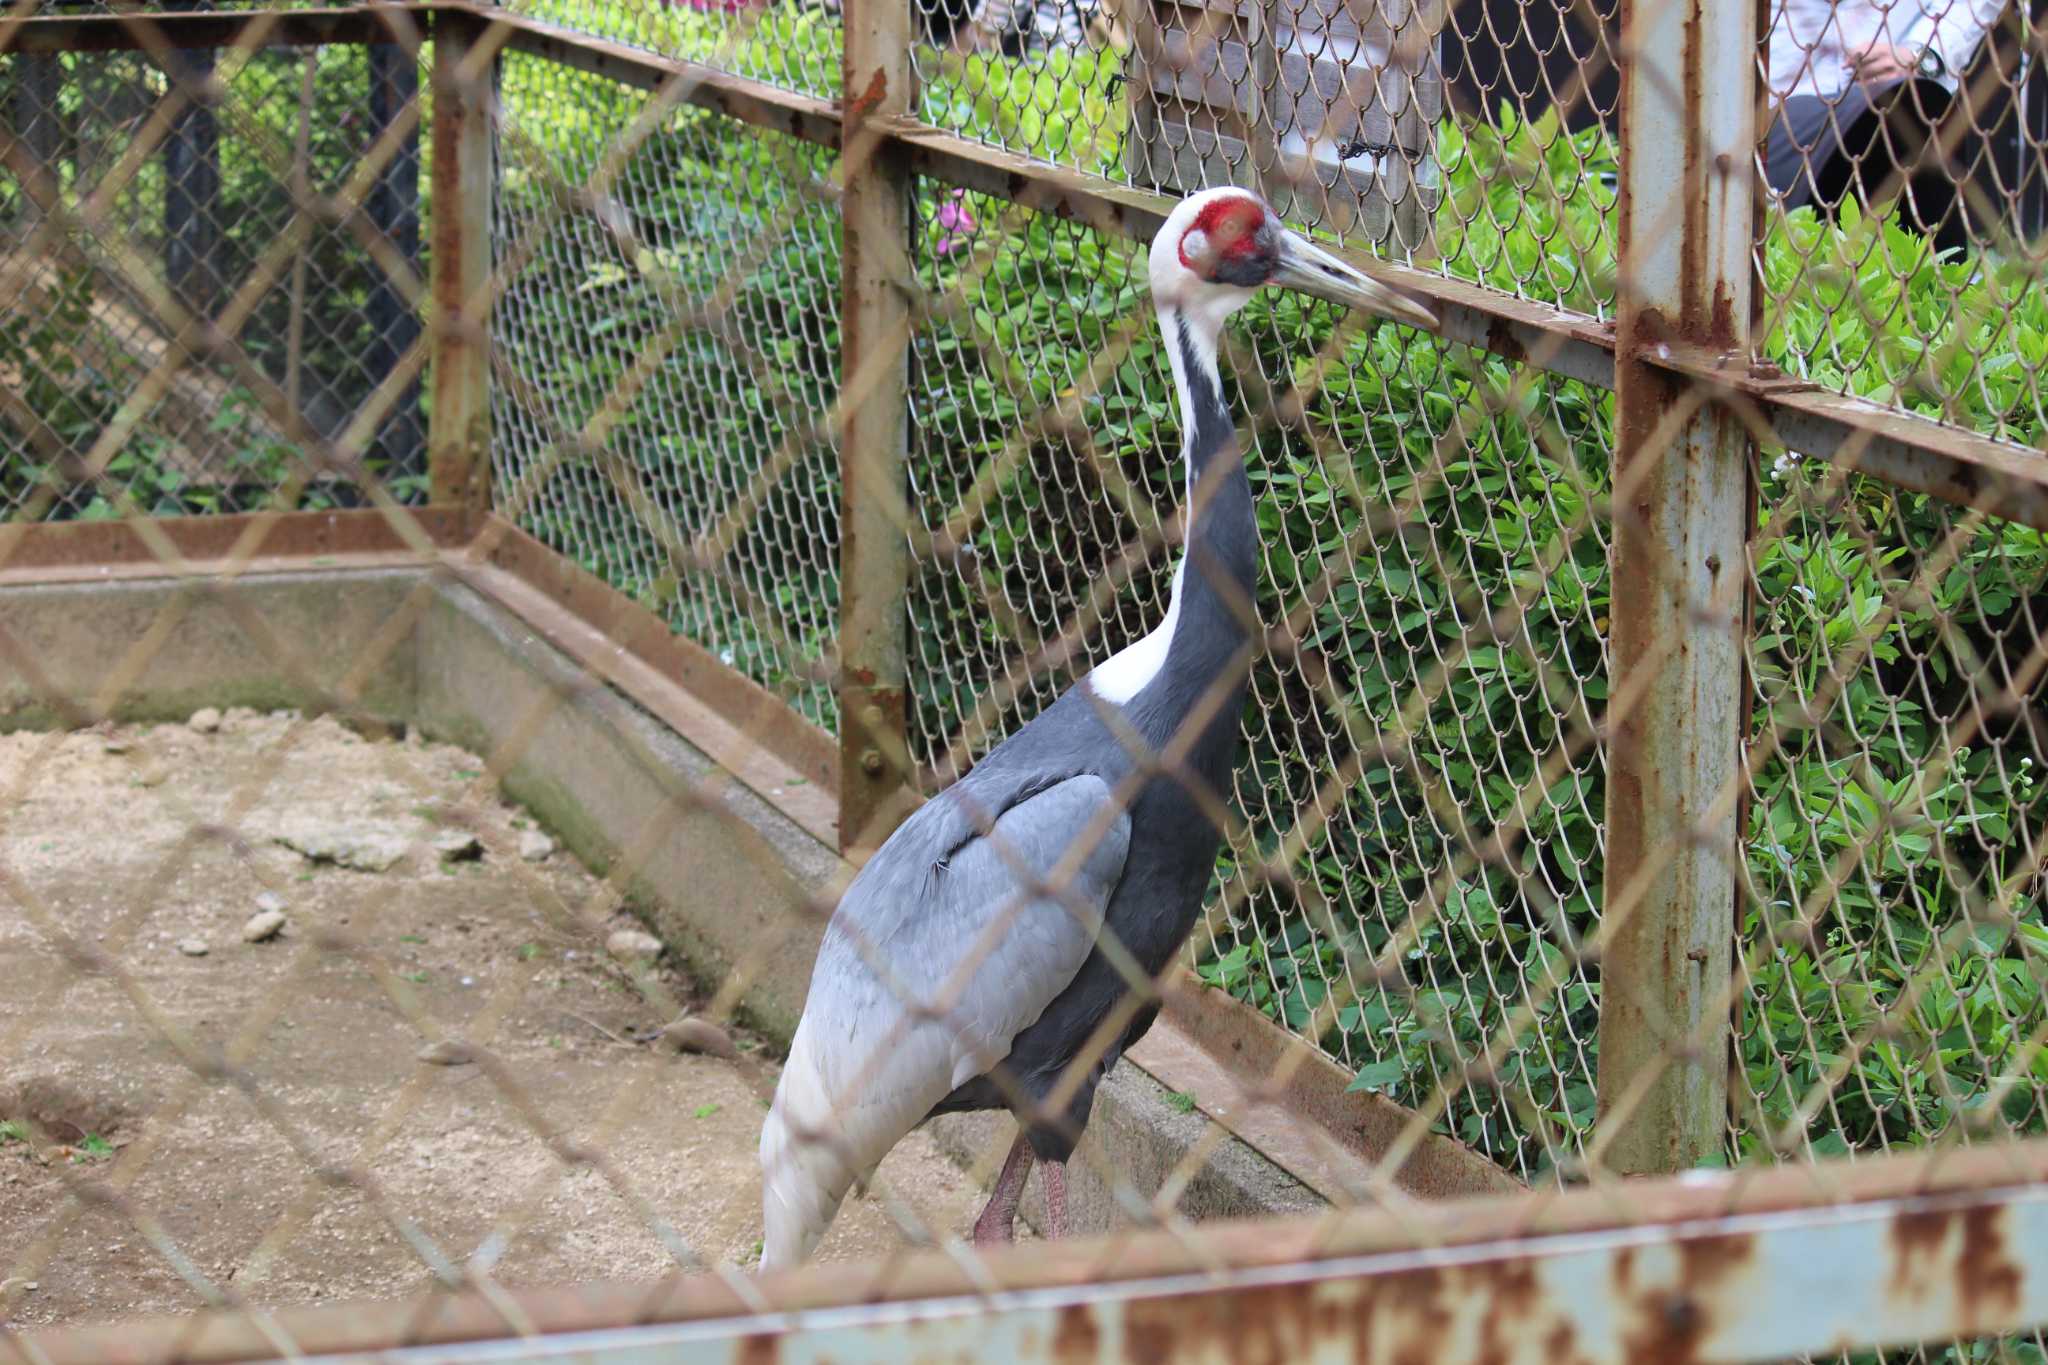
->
2 0 2047 1356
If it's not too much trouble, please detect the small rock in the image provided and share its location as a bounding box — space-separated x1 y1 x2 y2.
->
137 763 169 788
0 1278 38 1294
274 824 412 873
242 910 287 944
658 1017 738 1060
188 707 222 734
433 830 483 862
177 938 210 957
101 734 132 755
606 928 662 961
416 1038 477 1066
518 830 556 862
255 891 286 915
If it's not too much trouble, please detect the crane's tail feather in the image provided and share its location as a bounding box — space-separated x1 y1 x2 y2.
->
758 1092 856 1272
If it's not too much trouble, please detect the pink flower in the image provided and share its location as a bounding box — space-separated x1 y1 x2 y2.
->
934 188 978 257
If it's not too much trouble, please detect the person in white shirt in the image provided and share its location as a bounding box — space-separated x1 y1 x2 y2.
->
1762 0 2006 249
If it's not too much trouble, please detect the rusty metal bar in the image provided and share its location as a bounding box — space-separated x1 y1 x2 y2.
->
306 1182 2048 1362
1594 0 1758 1172
0 7 427 54
887 118 1625 389
834 0 917 857
481 9 842 147
0 508 474 584
426 7 495 511
19 1137 2048 1364
1662 350 2048 534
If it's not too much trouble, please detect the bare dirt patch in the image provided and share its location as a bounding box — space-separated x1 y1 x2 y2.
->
0 711 988 1331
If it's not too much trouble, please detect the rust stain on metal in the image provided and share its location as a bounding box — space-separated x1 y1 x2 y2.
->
1048 1302 1101 1361
1615 1232 1756 1361
1890 1206 1952 1303
846 67 889 124
1483 317 1528 366
1118 1299 1184 1363
1957 1204 2024 1325
734 1330 781 1365
1467 1257 1541 1365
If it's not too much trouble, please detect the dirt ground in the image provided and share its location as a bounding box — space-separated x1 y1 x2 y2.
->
0 710 992 1332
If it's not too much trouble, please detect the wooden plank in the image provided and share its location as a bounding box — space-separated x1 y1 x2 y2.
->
1128 971 1525 1202
455 531 841 848
474 517 841 810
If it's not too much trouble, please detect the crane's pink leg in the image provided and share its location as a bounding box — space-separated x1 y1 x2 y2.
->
1041 1160 1067 1239
972 1132 1035 1246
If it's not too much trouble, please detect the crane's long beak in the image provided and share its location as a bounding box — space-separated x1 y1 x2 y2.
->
1271 231 1438 331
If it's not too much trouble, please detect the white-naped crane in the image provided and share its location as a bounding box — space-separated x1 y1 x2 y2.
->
759 187 1437 1268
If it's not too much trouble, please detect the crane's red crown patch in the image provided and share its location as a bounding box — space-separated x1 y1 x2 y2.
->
1179 195 1268 273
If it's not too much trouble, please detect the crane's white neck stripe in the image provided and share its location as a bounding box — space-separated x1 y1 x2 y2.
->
1088 559 1185 704
1086 302 1222 706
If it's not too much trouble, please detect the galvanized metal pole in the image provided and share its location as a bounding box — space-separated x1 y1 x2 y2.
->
428 9 494 512
836 0 916 857
1595 0 1757 1172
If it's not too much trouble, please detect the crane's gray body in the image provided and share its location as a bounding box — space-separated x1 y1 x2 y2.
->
759 298 1256 1270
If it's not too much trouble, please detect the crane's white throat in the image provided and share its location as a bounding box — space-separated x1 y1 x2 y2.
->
1088 559 1185 704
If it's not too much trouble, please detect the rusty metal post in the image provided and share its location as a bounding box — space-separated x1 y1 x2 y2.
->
1595 0 1757 1171
428 8 494 511
836 0 916 857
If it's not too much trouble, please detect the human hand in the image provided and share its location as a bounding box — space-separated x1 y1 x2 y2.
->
1848 42 1918 85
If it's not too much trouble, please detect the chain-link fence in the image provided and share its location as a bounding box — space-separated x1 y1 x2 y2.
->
3 0 2047 1357
2 26 427 520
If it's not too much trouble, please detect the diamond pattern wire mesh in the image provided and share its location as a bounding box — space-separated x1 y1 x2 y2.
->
2 0 2047 1359
502 0 844 100
492 49 844 728
1739 468 2048 1164
0 38 427 519
1758 0 2048 437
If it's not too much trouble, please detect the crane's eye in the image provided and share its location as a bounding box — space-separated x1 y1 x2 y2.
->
1178 197 1275 284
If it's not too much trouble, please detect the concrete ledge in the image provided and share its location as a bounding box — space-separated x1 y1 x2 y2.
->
0 569 419 732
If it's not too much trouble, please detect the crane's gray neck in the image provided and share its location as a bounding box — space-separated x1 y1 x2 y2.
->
1086 300 1258 710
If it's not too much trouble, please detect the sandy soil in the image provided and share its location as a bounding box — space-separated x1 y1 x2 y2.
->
0 710 989 1332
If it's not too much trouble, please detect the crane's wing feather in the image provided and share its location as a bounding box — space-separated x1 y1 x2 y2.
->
764 774 1129 1261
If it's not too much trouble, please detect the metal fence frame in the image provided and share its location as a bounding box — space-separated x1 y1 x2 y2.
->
4 0 2048 1356
14 1136 2048 1361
